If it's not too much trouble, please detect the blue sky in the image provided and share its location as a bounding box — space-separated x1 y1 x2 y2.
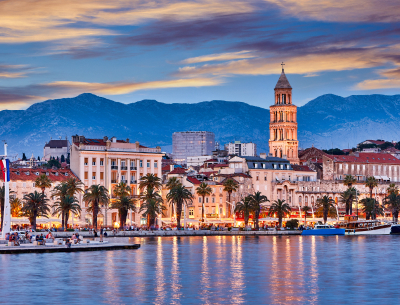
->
1 0 400 110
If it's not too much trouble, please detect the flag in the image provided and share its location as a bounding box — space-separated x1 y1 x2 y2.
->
0 159 10 182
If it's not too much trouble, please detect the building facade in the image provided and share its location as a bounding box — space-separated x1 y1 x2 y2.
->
43 138 70 161
226 141 257 157
70 135 162 226
269 67 299 164
172 131 215 165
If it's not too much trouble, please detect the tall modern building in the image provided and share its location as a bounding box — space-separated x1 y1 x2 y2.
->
173 131 215 165
269 65 300 164
226 141 257 157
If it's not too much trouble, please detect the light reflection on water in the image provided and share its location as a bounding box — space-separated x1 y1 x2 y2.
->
1 236 400 304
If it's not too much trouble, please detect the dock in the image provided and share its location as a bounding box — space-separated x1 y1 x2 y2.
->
0 243 140 254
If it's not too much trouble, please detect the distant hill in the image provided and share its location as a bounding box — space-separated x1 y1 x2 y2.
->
1 93 400 158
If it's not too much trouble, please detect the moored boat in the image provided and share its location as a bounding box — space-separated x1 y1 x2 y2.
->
302 224 345 236
390 224 400 235
339 216 391 235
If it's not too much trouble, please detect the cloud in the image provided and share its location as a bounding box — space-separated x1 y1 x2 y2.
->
267 0 400 23
355 79 400 90
0 64 33 78
181 51 257 64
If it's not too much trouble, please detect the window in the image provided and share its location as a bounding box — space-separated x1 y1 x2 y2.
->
219 187 222 193
339 164 342 169
84 158 88 166
189 208 194 216
32 183 35 187
264 175 267 181
100 159 104 166
219 197 222 203
140 160 143 168
100 172 104 180
299 196 302 204
154 161 158 168
147 161 150 168
198 197 202 203
84 172 88 179
92 158 96 166
205 197 209 203
92 172 96 180
256 176 259 181
212 197 215 203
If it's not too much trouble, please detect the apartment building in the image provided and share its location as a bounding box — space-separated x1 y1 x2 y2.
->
172 131 215 165
70 135 162 226
226 141 257 157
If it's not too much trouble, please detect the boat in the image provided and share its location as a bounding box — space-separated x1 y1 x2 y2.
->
301 224 345 236
390 224 400 235
339 215 391 235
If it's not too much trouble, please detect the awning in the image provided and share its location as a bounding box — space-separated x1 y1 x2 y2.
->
374 175 382 180
381 176 390 180
258 217 279 221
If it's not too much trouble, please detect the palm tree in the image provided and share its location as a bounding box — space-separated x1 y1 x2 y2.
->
66 178 84 197
301 205 312 225
166 177 182 190
83 185 109 229
365 176 378 198
223 178 238 217
268 199 291 228
344 174 356 188
21 191 50 230
10 198 22 217
35 174 52 196
248 192 269 230
52 195 82 229
167 185 193 229
343 175 357 214
235 196 254 226
196 182 212 222
113 181 131 199
139 174 162 192
140 186 165 228
316 196 335 224
340 187 356 215
360 198 382 220
384 192 400 222
111 196 136 228
387 183 399 195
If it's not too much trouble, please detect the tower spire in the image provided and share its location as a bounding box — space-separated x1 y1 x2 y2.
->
281 62 285 73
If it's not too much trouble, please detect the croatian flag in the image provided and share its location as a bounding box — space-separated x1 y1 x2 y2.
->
0 159 10 182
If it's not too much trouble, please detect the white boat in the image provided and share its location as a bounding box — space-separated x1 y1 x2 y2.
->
339 216 391 235
302 224 345 236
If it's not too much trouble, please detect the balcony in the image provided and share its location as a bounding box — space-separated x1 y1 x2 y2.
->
130 180 137 184
121 179 127 183
130 166 137 171
111 165 118 170
121 166 127 170
111 179 117 183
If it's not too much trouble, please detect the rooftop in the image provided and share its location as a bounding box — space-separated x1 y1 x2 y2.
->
274 70 292 89
0 168 79 182
326 153 400 164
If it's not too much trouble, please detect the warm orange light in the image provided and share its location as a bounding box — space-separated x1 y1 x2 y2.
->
114 222 120 228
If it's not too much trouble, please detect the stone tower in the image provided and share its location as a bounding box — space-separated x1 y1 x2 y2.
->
269 65 299 164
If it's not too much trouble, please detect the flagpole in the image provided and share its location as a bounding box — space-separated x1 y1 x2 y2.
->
1 142 10 239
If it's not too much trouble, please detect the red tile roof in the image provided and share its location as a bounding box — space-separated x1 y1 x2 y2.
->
213 173 252 178
169 168 187 175
162 165 171 172
326 153 400 164
382 147 400 153
0 168 79 182
187 176 201 185
208 164 229 169
292 164 314 172
364 140 385 145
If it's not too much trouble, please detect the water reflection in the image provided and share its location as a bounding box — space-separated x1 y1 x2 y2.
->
1 236 400 304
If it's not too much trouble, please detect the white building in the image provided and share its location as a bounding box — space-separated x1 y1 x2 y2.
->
172 131 215 165
186 155 213 167
43 138 70 161
226 141 257 157
70 135 163 227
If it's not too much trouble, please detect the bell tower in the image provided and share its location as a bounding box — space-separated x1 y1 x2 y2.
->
269 63 299 164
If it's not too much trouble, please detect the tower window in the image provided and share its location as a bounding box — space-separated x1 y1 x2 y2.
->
282 94 286 104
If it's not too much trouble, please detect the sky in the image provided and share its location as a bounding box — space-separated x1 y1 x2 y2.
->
1 0 400 110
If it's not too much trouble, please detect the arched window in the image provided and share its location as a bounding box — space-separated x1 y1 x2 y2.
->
305 196 308 206
299 196 302 204
311 196 314 204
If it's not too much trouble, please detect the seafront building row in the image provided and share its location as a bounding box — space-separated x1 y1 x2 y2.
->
1 68 400 229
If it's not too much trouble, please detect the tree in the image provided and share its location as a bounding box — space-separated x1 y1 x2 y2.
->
268 199 291 228
322 148 345 155
340 187 356 215
235 196 253 226
223 178 238 217
61 155 65 163
66 178 84 197
166 177 182 190
37 156 41 161
22 153 27 161
21 191 50 229
301 205 312 225
344 174 356 188
286 219 299 229
196 182 212 222
66 153 70 164
167 185 193 229
113 181 131 199
139 174 162 192
52 195 82 229
365 176 378 198
378 141 394 150
111 196 136 228
316 196 335 224
384 192 400 222
45 159 61 168
248 191 269 230
360 198 383 220
35 174 52 196
140 186 165 228
11 198 22 217
83 185 109 229
387 183 399 195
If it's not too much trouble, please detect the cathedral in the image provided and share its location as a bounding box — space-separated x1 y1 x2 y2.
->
269 65 300 164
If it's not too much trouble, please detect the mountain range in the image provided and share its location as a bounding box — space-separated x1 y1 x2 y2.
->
1 93 400 158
